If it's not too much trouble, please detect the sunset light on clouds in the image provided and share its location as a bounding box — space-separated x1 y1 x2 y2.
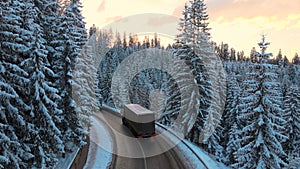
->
82 0 300 60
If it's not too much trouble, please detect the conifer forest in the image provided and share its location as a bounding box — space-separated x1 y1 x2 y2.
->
0 0 299 168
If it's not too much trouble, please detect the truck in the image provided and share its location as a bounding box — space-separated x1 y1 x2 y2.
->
122 104 156 137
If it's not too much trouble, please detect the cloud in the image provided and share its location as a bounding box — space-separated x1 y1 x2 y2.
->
212 14 300 32
97 0 106 13
105 16 122 23
147 16 178 27
172 2 185 17
206 0 232 10
207 0 300 22
209 13 300 59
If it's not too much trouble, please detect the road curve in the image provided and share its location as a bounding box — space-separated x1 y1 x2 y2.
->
93 109 208 169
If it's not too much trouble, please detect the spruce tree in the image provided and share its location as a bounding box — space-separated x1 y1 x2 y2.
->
1 0 90 167
175 0 225 160
234 36 287 169
292 53 300 65
176 0 208 143
0 1 40 168
56 0 88 148
21 1 66 167
283 85 300 159
73 43 99 130
1 0 66 167
221 74 241 164
187 0 210 37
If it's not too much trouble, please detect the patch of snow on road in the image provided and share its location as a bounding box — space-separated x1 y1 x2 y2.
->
84 117 113 169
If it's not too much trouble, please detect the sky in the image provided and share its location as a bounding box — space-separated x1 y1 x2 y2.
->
81 0 300 60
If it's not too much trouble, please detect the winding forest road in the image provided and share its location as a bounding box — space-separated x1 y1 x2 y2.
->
91 108 210 169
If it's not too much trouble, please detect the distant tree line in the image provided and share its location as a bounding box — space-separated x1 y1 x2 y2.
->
213 41 299 66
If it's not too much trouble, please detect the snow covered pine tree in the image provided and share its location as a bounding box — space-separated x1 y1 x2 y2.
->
234 35 287 169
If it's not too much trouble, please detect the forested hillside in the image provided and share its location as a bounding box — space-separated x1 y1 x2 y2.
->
95 0 300 168
1 0 299 168
0 0 89 168
96 32 300 168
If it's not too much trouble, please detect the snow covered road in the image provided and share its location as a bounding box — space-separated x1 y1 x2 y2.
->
83 108 226 169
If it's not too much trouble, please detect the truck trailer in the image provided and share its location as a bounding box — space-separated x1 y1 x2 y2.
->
122 104 156 137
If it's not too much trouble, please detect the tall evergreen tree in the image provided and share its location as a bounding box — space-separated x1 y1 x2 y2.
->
0 2 34 168
292 53 300 65
21 1 66 167
73 43 99 130
217 43 230 61
187 0 210 37
283 85 300 159
250 47 258 63
221 74 241 164
175 0 225 160
234 36 287 169
56 0 88 147
275 49 283 66
1 0 90 167
0 0 66 167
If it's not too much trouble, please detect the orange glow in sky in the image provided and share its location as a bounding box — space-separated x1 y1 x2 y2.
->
82 0 300 60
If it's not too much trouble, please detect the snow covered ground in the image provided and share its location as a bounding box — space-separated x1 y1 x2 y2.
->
102 104 120 114
54 148 79 169
54 114 114 169
183 141 229 169
156 125 228 169
83 116 113 169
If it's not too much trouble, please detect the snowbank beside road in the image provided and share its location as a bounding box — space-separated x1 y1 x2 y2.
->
102 104 120 115
84 117 113 169
54 148 79 169
183 141 229 169
156 125 228 169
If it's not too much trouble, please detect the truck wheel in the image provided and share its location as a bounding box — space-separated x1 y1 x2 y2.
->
122 117 126 125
